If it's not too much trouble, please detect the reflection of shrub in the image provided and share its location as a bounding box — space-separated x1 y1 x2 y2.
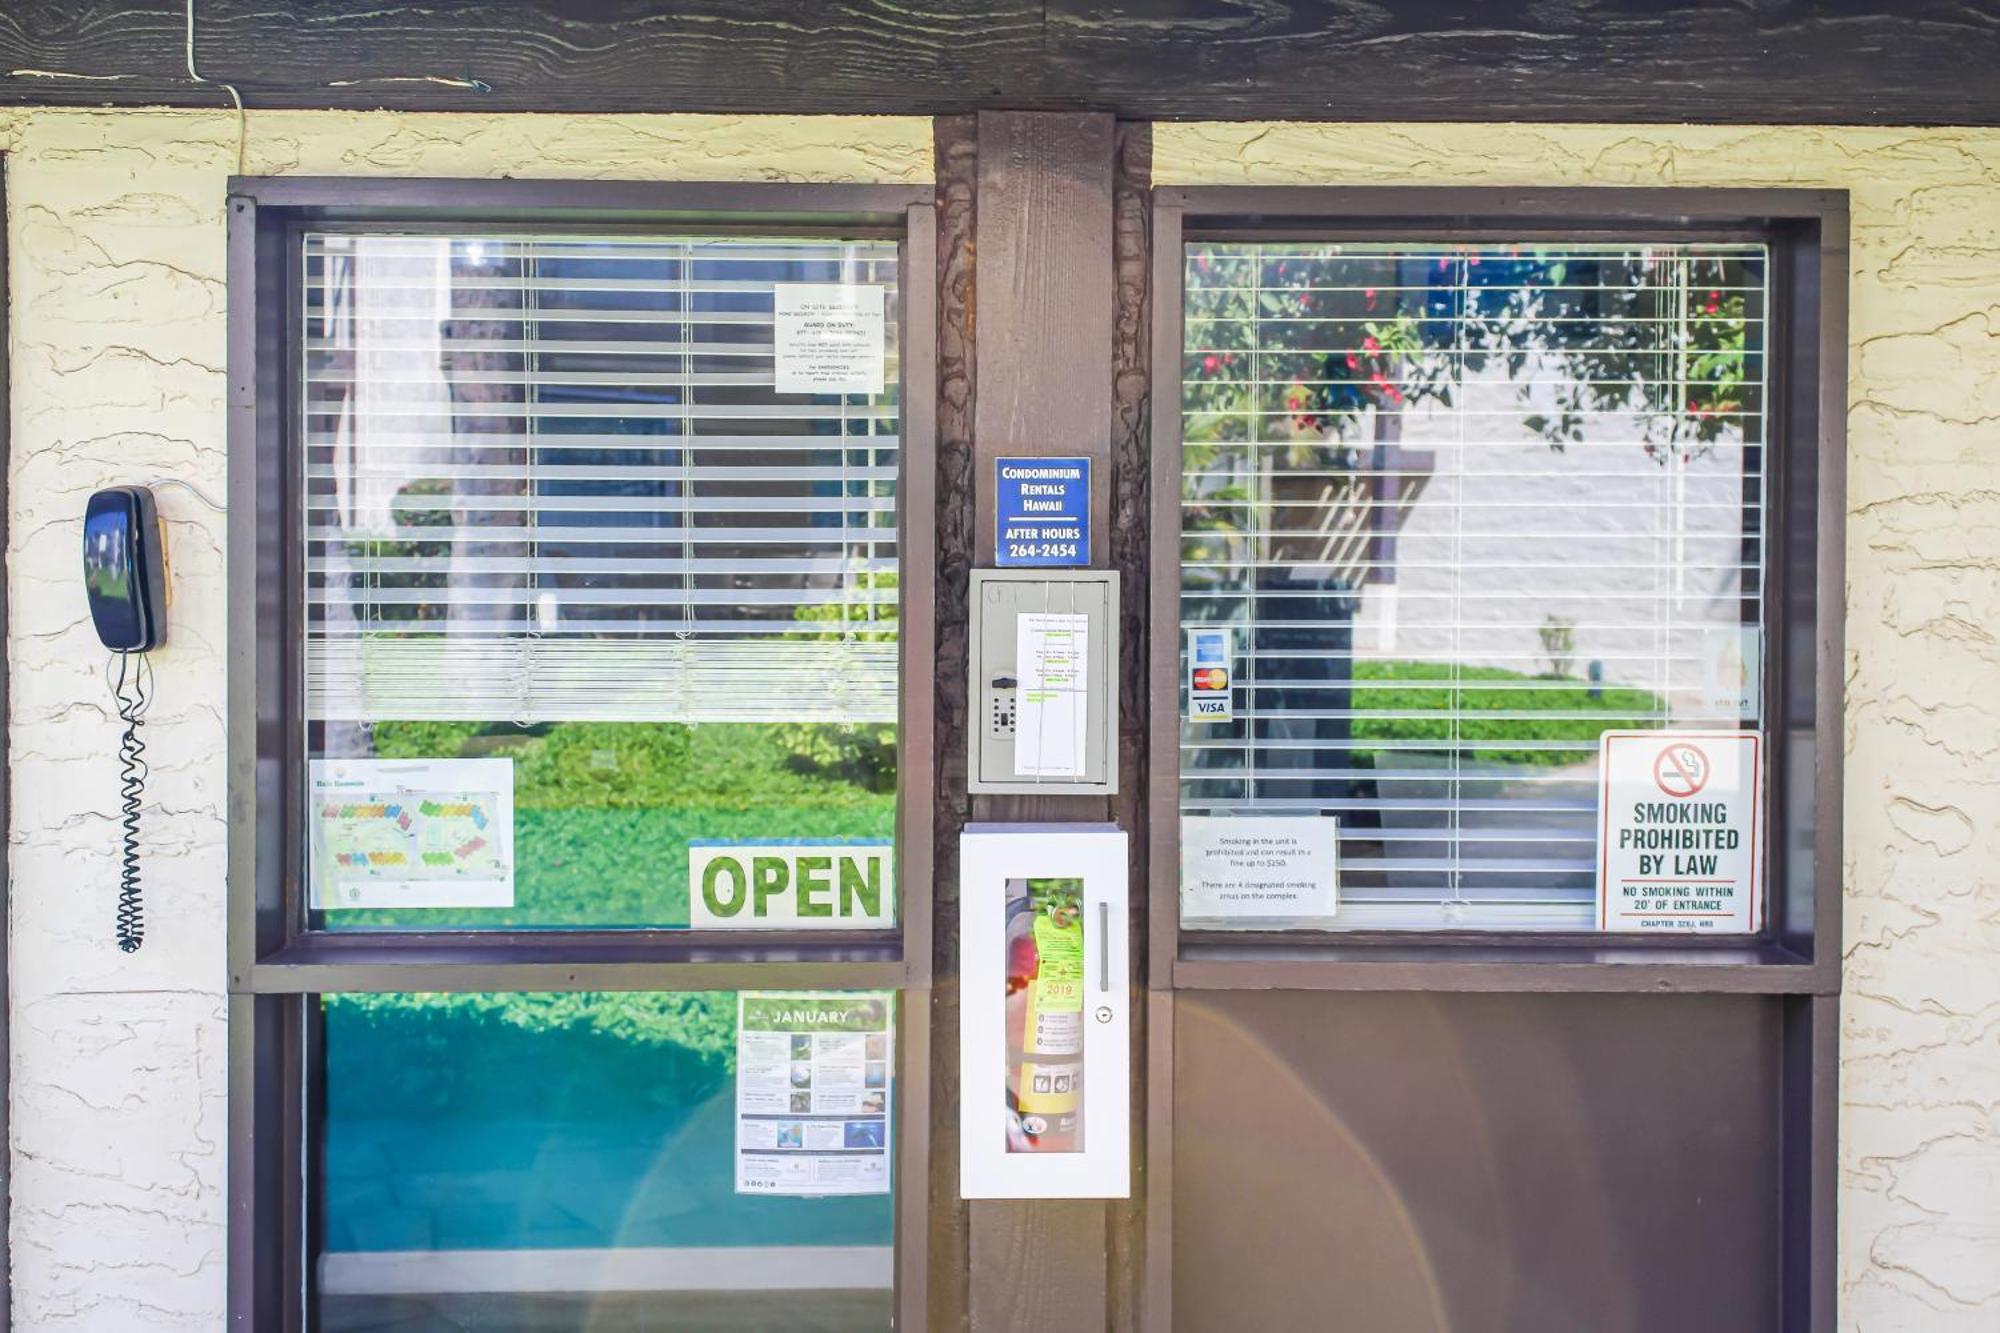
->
1538 615 1578 679
369 719 483 758
323 990 739 1122
512 722 695 806
772 722 898 793
1025 878 1083 915
368 719 885 809
771 566 900 791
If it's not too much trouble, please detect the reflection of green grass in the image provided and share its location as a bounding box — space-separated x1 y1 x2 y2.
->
328 991 738 1086
333 720 896 929
1349 660 1662 766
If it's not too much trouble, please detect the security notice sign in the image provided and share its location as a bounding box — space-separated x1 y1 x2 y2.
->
773 284 886 395
1597 731 1763 932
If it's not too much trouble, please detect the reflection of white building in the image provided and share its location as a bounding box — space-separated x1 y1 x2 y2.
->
1183 341 1764 930
1347 381 1757 723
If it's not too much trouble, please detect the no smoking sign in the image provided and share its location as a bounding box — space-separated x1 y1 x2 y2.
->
1652 741 1711 798
1597 731 1762 933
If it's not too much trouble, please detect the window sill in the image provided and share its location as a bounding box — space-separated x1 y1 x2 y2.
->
1166 938 1829 994
239 930 908 994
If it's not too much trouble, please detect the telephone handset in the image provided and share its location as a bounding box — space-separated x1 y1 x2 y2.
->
85 485 169 652
85 486 170 954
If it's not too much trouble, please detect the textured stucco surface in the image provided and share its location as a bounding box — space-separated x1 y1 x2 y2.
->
0 109 1993 1330
0 108 930 1330
1157 122 2000 1333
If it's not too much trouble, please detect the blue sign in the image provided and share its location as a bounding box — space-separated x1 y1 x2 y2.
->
995 457 1090 567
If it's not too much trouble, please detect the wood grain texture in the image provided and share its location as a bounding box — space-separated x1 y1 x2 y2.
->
929 111 977 1333
5 0 2000 123
966 111 1115 1333
972 111 1116 566
1106 117 1152 1333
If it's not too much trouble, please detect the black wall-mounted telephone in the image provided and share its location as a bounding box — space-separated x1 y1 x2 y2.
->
85 486 168 954
84 485 168 652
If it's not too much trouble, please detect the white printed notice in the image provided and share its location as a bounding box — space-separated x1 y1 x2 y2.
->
736 991 893 1197
1180 816 1339 923
1596 731 1763 932
308 757 515 909
773 283 886 395
1015 613 1090 779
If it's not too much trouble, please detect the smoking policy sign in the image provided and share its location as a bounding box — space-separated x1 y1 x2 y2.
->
1596 731 1763 932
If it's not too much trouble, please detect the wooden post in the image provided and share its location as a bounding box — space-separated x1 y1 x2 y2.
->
965 109 1117 1333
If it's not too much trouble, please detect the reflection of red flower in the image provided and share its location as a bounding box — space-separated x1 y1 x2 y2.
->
1362 335 1380 353
1203 355 1218 373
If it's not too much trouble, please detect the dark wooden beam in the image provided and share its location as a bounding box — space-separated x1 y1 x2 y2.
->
1106 117 1152 1333
5 1 2000 124
929 111 977 1333
965 109 1116 1333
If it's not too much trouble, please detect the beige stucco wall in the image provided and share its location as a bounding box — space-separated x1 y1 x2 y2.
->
1155 122 2000 1332
0 107 931 1330
0 108 1993 1331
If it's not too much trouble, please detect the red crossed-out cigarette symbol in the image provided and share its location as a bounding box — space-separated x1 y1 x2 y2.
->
1653 742 1711 798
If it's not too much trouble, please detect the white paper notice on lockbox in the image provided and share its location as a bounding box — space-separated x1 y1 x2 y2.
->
1014 612 1090 779
1596 730 1763 933
1180 816 1339 925
773 284 886 395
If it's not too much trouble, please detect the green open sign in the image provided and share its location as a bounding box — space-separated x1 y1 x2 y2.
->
689 841 895 929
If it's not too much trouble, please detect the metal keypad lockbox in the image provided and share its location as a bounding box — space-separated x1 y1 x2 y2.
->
967 569 1120 795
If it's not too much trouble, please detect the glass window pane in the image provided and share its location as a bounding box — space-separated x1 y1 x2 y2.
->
301 234 901 929
1180 242 1769 932
316 990 896 1331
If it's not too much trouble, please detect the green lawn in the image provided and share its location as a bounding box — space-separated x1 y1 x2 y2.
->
332 719 896 930
1345 659 1664 765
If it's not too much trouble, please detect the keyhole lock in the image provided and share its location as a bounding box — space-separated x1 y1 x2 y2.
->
1094 1006 1113 1025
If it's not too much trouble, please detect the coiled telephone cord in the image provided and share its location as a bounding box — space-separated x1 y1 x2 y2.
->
110 651 153 954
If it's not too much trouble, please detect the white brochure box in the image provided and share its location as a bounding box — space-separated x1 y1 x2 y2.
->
959 824 1131 1199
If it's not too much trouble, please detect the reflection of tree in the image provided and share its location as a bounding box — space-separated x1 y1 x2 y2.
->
1179 245 1760 816
1184 245 1755 486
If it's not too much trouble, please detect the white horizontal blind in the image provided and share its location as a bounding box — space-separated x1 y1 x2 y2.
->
302 233 899 724
1180 242 1768 931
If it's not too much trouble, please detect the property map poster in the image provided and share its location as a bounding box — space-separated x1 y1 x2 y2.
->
308 757 515 909
736 992 893 1197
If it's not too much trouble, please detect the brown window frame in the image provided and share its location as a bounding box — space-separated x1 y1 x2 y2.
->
1146 186 1846 993
224 176 938 1331
1141 186 1846 1332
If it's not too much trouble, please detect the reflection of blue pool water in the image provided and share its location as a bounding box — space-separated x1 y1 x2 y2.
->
322 1001 892 1256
